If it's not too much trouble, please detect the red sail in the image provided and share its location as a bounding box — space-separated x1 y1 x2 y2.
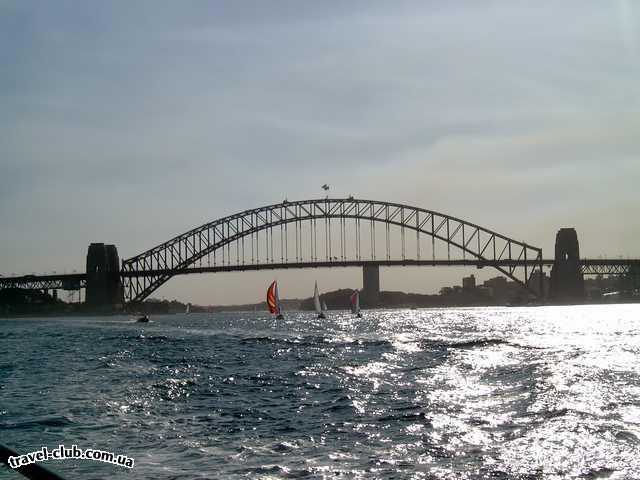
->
350 290 358 305
266 281 280 314
350 289 360 314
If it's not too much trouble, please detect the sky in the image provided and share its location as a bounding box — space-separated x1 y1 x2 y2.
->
1 1 639 305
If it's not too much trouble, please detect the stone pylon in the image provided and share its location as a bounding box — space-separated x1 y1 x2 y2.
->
549 228 584 301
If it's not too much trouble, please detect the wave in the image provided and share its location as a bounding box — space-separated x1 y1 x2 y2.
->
100 334 175 343
583 467 616 479
615 430 639 444
270 441 298 453
377 411 431 423
240 335 391 348
420 337 541 350
235 464 311 478
0 362 16 372
0 415 74 430
526 407 604 422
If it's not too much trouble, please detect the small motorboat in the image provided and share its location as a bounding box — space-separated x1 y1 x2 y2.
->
136 315 150 323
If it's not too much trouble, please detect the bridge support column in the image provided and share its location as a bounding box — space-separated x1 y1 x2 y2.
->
550 228 584 302
362 264 380 307
86 243 123 310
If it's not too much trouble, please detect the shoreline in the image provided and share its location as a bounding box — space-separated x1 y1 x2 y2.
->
2 298 639 319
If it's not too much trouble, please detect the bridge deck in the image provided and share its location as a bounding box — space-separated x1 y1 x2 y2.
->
1 259 638 291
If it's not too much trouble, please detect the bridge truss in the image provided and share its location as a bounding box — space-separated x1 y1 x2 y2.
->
0 274 85 291
579 259 640 276
121 198 544 303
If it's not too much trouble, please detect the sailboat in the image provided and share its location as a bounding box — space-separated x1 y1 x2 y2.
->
185 303 191 314
350 289 362 318
314 282 326 319
267 280 285 320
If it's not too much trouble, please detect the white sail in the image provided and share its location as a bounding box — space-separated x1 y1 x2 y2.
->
313 282 322 314
185 303 191 314
322 300 328 312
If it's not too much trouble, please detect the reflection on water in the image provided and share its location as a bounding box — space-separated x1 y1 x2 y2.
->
1 304 639 479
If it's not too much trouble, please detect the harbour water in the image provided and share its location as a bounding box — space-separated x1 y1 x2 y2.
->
1 304 639 479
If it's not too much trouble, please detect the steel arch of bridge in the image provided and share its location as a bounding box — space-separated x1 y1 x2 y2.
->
121 198 543 303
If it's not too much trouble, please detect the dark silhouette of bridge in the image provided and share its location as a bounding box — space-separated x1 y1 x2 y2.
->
1 198 638 307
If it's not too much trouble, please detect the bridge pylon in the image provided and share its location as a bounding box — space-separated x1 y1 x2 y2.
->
86 243 123 309
362 264 380 307
550 228 585 301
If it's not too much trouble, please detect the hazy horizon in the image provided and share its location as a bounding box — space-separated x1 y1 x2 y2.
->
1 1 639 305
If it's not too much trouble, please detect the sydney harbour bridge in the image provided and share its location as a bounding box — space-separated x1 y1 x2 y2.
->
1 198 638 307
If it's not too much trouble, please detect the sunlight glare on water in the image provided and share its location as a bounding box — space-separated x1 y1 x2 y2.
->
1 304 639 479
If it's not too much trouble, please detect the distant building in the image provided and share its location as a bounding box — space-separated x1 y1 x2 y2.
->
462 274 476 290
439 286 453 296
483 276 509 299
483 276 507 289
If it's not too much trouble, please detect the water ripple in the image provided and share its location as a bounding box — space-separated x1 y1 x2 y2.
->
1 306 639 479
